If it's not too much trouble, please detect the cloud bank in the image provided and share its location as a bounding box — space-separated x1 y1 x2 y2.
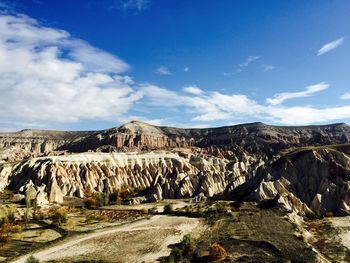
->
0 13 142 127
0 12 349 130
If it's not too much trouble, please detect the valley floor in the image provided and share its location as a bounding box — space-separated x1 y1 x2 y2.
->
11 215 203 263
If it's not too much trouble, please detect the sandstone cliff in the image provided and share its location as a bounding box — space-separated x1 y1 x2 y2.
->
66 121 350 157
251 145 350 216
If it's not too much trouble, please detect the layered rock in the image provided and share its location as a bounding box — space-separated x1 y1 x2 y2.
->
0 129 92 157
2 121 350 214
1 150 260 203
66 121 350 156
251 146 350 216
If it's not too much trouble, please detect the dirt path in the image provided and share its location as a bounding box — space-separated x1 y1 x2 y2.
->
11 215 203 263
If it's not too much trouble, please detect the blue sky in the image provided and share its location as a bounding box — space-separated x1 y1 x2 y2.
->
0 0 349 131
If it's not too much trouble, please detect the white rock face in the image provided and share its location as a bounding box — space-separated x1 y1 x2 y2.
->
1 151 259 203
252 148 350 216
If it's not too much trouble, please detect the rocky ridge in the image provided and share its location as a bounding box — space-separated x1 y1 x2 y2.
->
1 121 350 216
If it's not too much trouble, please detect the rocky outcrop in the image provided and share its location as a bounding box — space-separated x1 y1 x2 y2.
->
1 121 350 215
1 150 261 203
66 121 350 156
2 121 350 158
0 129 92 157
251 146 350 216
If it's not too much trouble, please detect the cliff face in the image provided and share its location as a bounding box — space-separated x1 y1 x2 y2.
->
1 150 261 204
67 121 350 156
0 129 93 162
1 121 350 157
252 146 350 216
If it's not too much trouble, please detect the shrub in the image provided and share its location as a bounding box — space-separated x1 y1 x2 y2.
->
180 234 196 255
164 203 174 214
215 202 227 213
166 234 196 262
83 187 93 198
2 223 22 234
197 208 205 217
83 197 97 209
0 231 9 244
52 207 68 225
148 207 158 214
209 243 227 261
7 210 16 223
25 255 40 263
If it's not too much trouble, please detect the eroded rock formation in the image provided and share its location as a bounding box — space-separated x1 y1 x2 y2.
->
1 121 350 216
1 150 260 204
251 146 350 216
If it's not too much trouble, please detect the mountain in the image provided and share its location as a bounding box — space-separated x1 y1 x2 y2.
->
1 121 350 216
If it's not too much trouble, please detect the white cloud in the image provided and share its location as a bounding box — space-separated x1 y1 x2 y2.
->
317 37 345 56
184 67 189 72
183 86 203 95
0 13 142 127
266 105 350 125
139 82 350 125
266 82 329 105
155 65 171 75
1 13 350 129
263 65 275 72
340 93 350 100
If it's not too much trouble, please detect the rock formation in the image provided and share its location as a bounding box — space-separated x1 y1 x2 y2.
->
1 121 350 216
1 150 260 204
251 146 350 216
67 121 350 155
0 129 92 158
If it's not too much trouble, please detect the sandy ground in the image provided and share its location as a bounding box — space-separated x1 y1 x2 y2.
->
331 216 350 249
11 215 203 263
103 199 190 213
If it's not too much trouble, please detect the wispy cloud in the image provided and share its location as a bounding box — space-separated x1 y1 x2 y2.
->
266 82 329 105
239 55 261 67
184 67 189 72
155 66 171 75
263 65 275 72
340 92 350 100
317 37 345 56
117 0 150 13
224 55 260 76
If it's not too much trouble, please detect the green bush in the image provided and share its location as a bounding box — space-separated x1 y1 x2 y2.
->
181 234 196 255
25 255 40 263
163 203 174 214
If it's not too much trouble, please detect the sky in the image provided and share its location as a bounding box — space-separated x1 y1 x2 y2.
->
0 0 349 131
